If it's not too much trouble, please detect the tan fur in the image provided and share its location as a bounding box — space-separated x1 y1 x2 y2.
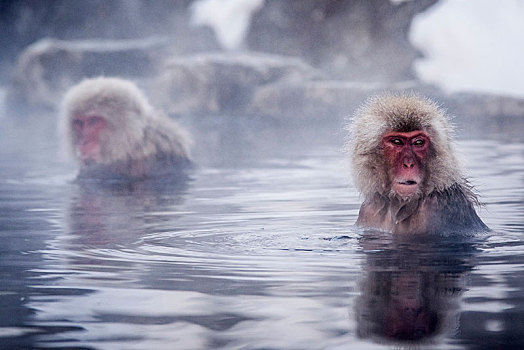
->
60 77 191 178
347 93 463 199
346 93 487 234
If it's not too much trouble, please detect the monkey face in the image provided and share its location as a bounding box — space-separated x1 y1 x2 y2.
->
381 130 430 199
72 114 108 164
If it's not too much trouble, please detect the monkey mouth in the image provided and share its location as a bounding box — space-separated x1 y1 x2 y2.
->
393 180 419 198
398 180 417 186
76 142 101 164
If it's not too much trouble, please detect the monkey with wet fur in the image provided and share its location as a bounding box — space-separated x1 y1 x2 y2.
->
60 77 191 180
347 94 488 234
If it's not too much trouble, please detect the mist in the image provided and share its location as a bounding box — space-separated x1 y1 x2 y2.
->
0 2 523 349
1 0 523 155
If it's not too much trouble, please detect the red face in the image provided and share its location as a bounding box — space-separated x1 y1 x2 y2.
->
72 115 107 164
381 130 430 198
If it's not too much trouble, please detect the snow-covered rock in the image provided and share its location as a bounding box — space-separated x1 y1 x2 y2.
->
152 52 321 116
6 37 169 111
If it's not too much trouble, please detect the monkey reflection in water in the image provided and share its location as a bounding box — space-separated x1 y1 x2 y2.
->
60 77 192 182
347 94 488 234
355 233 476 343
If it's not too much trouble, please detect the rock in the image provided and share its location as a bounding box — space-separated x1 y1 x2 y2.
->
246 0 438 82
249 79 524 139
0 1 218 83
152 52 321 116
6 37 170 112
436 92 524 140
1 0 438 85
249 80 438 121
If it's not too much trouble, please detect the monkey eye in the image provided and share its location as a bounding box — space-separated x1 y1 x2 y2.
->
88 116 105 126
73 119 84 128
413 139 425 147
390 138 404 146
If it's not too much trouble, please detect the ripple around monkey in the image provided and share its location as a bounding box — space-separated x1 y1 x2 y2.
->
60 77 192 181
346 93 488 234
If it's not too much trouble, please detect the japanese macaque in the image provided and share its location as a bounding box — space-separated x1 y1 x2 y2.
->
60 77 191 180
347 94 488 234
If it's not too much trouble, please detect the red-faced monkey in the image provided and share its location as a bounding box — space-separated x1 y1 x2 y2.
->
60 77 191 180
347 94 488 234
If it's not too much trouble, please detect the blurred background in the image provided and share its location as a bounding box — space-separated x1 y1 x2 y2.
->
0 0 523 142
0 2 523 349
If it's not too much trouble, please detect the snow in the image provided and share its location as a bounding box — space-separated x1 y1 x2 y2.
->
190 0 264 51
190 0 524 97
410 0 524 97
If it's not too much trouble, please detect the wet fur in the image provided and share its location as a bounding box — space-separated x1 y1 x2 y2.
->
347 93 488 234
60 77 192 179
357 184 487 234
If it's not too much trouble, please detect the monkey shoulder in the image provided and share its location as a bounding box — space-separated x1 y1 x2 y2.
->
127 121 191 178
425 184 489 233
143 119 191 159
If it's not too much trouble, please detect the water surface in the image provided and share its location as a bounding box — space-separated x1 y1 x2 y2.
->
0 116 523 349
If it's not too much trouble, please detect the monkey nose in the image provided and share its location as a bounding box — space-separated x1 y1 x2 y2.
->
402 159 415 168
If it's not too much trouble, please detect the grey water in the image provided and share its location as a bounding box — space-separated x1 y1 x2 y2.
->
0 113 523 350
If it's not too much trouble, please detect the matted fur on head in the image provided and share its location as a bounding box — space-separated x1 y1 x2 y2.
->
346 93 464 198
60 76 190 165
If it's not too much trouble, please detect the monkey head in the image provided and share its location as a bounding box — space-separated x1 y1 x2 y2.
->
348 94 463 201
60 77 157 167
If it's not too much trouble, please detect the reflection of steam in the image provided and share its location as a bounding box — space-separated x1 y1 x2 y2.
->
355 231 478 345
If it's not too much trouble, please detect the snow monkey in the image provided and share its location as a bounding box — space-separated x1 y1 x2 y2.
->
347 94 488 234
60 77 191 180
